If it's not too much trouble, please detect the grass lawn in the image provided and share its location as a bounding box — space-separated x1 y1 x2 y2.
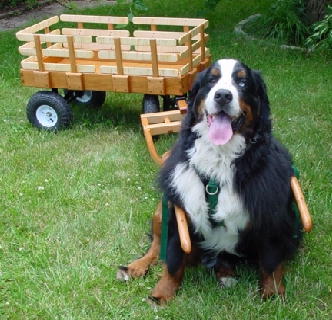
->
0 0 331 319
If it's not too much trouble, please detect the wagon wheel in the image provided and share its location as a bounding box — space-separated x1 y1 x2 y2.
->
26 91 73 131
142 94 160 114
162 95 177 111
65 90 106 108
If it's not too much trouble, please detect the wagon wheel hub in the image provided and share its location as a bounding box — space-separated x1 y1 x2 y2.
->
36 104 58 127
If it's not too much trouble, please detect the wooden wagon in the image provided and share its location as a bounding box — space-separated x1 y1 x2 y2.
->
16 14 210 130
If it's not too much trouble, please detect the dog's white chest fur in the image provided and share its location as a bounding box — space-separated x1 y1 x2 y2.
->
171 132 249 255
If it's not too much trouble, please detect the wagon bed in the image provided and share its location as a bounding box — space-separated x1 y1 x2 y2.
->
16 14 210 95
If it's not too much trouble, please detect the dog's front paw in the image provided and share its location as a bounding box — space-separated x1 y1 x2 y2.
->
261 281 285 299
116 266 131 281
147 293 172 306
218 276 238 288
116 262 149 281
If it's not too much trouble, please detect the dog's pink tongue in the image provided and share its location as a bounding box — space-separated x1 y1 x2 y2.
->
208 114 233 145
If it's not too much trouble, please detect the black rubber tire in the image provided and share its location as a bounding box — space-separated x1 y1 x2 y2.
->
71 90 106 108
26 91 73 131
162 95 176 111
142 94 160 113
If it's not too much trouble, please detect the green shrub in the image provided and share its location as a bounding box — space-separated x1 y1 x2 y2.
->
245 0 309 46
305 5 332 50
0 0 39 10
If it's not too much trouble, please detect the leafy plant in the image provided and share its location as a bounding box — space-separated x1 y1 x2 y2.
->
115 0 148 33
1 0 38 10
305 5 332 50
245 0 309 46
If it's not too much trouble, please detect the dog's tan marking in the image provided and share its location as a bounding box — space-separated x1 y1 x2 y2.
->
260 264 285 299
150 261 186 304
196 98 206 120
237 70 246 78
214 260 238 288
210 67 221 77
239 99 254 123
116 202 162 280
150 244 202 304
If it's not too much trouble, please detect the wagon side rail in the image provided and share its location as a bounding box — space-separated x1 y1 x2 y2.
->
132 17 209 76
16 15 209 76
16 15 211 94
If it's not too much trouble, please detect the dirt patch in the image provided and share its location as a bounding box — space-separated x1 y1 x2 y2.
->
0 0 115 31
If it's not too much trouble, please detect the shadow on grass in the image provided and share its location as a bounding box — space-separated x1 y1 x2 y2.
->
71 93 143 132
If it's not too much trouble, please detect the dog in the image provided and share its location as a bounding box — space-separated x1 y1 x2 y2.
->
117 59 302 304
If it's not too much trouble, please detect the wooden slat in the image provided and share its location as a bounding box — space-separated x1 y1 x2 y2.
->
144 121 182 136
135 45 187 53
178 22 208 45
20 16 59 34
151 24 157 31
32 70 51 88
18 41 35 56
62 28 130 37
112 75 129 92
21 57 95 73
99 65 178 77
66 72 84 90
16 29 61 42
19 43 94 59
60 14 128 25
77 22 83 29
179 54 202 75
132 16 207 27
67 36 77 73
187 33 193 71
147 76 164 94
43 48 93 59
44 26 51 47
133 30 206 41
33 35 44 72
114 38 123 75
134 30 184 39
140 110 183 124
97 36 176 47
178 40 208 60
200 24 205 61
98 50 179 63
150 39 159 77
17 33 92 43
39 16 59 29
63 42 130 51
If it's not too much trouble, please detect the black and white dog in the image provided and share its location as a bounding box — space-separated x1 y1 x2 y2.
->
117 59 301 303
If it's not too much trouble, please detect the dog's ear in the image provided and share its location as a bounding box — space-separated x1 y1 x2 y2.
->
181 67 210 129
251 70 271 134
188 67 210 107
252 70 268 105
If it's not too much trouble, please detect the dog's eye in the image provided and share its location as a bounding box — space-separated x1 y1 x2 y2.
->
209 78 218 85
238 79 247 88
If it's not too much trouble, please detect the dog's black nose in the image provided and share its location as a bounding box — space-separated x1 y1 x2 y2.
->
214 89 233 105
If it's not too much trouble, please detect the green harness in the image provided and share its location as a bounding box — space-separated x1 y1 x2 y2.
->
160 179 221 261
160 166 302 261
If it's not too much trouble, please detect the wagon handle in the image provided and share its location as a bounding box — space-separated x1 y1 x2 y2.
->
141 116 163 166
291 176 313 232
175 206 191 254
